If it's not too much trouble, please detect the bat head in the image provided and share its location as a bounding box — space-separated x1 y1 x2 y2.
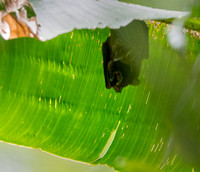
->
108 60 140 93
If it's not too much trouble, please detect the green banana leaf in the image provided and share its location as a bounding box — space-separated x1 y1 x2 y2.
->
0 20 200 172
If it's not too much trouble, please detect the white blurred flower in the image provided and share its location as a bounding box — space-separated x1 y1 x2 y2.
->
167 20 186 50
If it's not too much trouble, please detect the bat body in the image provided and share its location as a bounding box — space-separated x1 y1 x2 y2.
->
102 20 149 92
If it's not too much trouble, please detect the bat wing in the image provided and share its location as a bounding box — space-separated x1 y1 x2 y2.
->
109 20 149 65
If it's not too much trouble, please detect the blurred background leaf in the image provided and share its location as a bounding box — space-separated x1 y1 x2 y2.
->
120 0 200 32
192 0 200 17
119 0 192 11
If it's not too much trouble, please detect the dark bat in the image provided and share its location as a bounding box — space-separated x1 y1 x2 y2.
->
102 20 149 93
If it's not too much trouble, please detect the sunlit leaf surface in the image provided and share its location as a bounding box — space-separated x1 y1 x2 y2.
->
0 21 200 171
29 0 188 40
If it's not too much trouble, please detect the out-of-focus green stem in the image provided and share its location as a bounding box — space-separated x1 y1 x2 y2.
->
156 17 200 32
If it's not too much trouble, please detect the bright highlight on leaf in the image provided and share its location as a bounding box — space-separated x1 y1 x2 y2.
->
29 0 188 40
